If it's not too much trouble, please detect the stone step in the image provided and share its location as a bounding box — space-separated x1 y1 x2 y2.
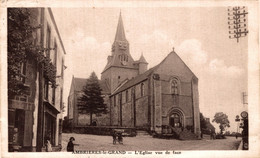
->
136 130 150 136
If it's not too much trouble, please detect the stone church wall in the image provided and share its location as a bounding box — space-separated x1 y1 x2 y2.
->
134 80 149 127
135 96 149 127
110 95 119 126
102 67 138 93
122 102 132 127
161 79 194 128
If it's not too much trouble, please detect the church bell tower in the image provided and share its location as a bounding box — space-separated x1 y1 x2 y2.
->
101 12 139 93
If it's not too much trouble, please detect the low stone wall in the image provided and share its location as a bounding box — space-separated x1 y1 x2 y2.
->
72 126 137 137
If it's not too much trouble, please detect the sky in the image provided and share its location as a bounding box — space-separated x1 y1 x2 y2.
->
51 7 248 133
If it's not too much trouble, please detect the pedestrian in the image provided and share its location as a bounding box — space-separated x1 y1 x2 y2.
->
46 140 52 152
236 134 238 139
118 132 123 144
45 131 52 152
67 137 75 152
112 130 117 145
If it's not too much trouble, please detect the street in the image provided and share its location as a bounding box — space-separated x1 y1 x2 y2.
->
61 133 241 151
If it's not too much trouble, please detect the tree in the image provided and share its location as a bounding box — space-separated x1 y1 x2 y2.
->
212 112 230 134
78 72 107 125
8 8 57 99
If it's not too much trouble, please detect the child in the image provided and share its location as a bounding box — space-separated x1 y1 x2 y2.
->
118 132 123 144
112 130 117 144
46 140 52 152
67 137 75 152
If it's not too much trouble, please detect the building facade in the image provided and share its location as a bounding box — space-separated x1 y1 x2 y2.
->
8 8 66 152
68 13 200 137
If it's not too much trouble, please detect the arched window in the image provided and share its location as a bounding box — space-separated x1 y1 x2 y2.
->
171 79 179 95
141 83 144 97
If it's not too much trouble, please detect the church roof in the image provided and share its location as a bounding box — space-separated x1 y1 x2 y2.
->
73 77 87 92
112 65 158 95
112 50 198 95
114 12 126 41
73 77 110 94
99 79 111 94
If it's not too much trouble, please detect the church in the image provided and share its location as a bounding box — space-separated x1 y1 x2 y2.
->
68 12 201 138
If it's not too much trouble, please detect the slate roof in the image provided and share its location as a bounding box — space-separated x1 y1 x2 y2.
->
112 65 159 95
112 50 199 95
114 12 126 41
99 79 111 94
73 77 87 92
138 54 148 64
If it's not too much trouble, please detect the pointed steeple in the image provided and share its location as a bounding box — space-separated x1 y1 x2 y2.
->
114 12 127 41
139 53 148 63
102 12 135 73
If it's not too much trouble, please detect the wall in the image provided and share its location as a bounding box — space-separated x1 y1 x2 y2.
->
42 8 65 146
111 80 149 128
110 95 119 126
134 80 149 127
101 66 138 93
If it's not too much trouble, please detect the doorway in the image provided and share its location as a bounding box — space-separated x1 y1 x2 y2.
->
169 113 182 128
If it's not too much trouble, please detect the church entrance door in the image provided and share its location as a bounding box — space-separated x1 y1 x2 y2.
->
169 113 182 128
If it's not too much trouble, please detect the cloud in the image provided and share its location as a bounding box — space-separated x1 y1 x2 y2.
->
136 32 208 78
65 27 111 79
209 59 244 77
174 39 208 77
176 39 208 66
134 30 176 67
140 30 168 43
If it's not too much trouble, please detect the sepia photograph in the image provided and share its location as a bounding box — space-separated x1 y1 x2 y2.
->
0 1 259 158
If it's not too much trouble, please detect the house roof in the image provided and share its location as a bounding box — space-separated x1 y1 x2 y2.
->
73 77 110 94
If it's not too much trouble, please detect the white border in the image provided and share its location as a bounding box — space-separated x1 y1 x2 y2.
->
1 1 259 158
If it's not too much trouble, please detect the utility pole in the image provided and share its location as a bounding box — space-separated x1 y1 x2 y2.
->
228 6 248 43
